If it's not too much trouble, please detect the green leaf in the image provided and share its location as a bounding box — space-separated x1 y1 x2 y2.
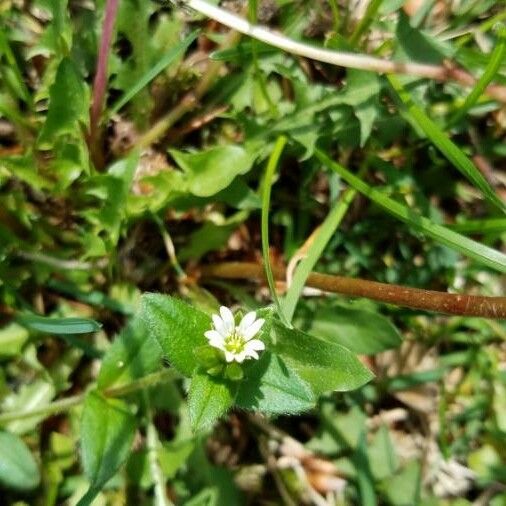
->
83 153 139 247
388 75 506 213
0 431 40 491
315 149 506 273
16 314 101 335
38 57 88 146
236 352 315 413
78 391 136 506
296 304 402 355
97 317 163 390
395 11 447 64
450 24 506 125
282 185 358 323
379 460 421 506
178 215 245 262
353 430 377 506
188 371 236 432
139 294 209 377
0 323 29 359
109 30 199 116
170 145 258 197
1 380 56 435
368 425 399 480
339 70 380 146
272 321 374 395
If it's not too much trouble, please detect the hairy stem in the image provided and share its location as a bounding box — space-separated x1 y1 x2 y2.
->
200 262 506 319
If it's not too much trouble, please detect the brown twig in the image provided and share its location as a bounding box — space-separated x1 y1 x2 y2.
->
200 262 506 319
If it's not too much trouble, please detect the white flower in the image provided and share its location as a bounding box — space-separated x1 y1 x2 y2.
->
204 306 265 363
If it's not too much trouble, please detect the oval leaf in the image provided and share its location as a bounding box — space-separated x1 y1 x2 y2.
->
272 321 374 395
97 317 162 389
139 293 210 377
78 392 136 505
0 431 40 491
297 305 402 355
170 145 257 197
188 371 236 432
236 352 315 413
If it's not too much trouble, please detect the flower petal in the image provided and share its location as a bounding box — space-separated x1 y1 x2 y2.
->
245 349 259 360
212 314 227 336
204 330 225 349
224 351 235 363
219 306 235 334
242 318 265 340
238 311 257 333
234 351 247 363
245 339 265 352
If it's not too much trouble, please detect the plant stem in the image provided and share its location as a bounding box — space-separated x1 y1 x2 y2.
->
0 369 178 425
145 395 174 506
89 0 120 168
282 167 364 323
349 0 384 46
181 0 506 102
261 135 289 325
200 262 506 319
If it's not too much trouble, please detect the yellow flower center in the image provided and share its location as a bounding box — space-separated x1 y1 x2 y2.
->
224 331 245 354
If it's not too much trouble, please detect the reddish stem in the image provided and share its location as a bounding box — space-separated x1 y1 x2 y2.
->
89 0 120 167
200 262 506 319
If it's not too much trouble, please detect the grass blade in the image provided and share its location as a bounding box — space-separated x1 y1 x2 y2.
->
315 149 506 274
388 74 506 213
108 30 199 117
261 135 289 325
450 25 506 125
282 184 359 323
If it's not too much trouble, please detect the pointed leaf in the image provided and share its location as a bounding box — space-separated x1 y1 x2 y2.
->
139 294 210 377
97 317 163 389
17 314 101 335
297 305 402 355
272 321 373 395
38 58 88 145
236 352 315 413
78 392 136 505
188 371 236 431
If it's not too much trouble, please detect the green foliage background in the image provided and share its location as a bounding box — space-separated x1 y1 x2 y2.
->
0 0 505 504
